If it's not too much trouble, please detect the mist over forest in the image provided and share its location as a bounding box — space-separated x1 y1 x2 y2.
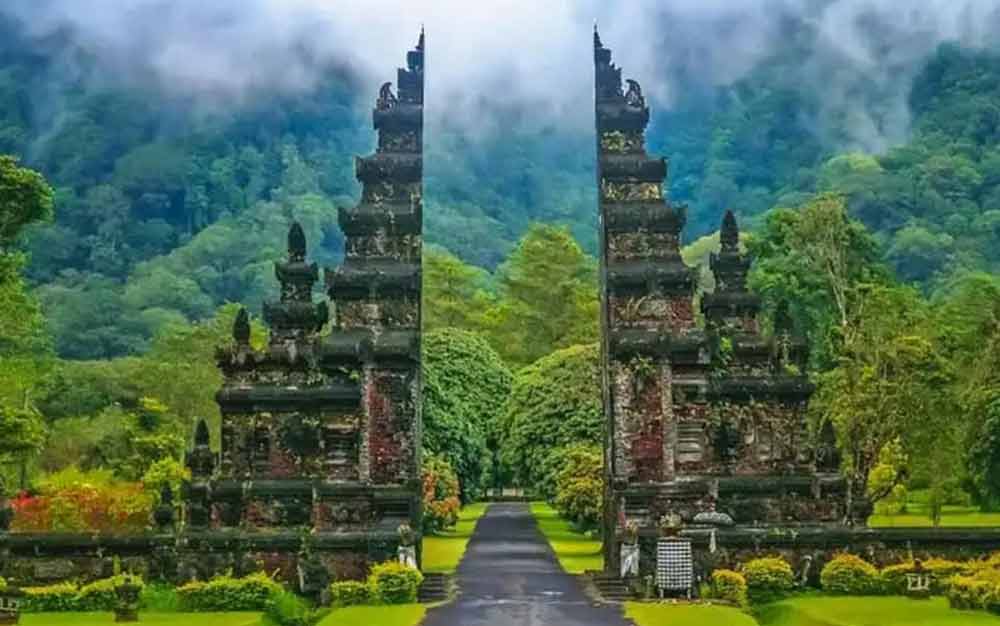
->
0 0 999 357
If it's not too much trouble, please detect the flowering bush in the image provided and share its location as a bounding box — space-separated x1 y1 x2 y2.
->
741 557 795 604
11 467 153 533
704 569 748 607
422 455 460 534
177 572 282 612
821 553 881 595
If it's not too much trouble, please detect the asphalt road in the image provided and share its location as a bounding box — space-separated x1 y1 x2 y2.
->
420 502 633 626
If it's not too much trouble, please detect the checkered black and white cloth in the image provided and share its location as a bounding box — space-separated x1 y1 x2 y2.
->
656 538 693 593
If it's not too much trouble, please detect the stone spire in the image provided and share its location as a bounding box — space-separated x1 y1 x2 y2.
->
264 222 328 341
710 210 751 293
232 308 251 345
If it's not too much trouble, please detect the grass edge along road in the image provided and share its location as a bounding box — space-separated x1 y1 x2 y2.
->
422 502 489 573
27 601 430 626
530 501 603 573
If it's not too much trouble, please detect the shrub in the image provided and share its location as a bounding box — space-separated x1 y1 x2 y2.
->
329 580 371 607
22 582 79 612
552 444 603 530
422 454 461 534
177 572 282 611
947 570 1000 611
881 558 967 595
704 569 748 607
367 561 423 605
265 589 327 626
77 574 145 611
22 575 145 613
140 583 179 611
821 554 881 595
742 557 795 604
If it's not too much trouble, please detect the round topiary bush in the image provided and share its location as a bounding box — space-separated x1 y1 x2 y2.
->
367 562 423 605
742 557 795 604
705 569 748 607
821 553 881 595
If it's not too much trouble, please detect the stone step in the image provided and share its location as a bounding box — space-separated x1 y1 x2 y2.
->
418 573 451 603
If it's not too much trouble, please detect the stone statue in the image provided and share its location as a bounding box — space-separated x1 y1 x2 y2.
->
377 82 398 111
625 79 645 108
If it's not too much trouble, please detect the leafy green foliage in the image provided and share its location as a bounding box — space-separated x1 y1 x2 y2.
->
552 444 603 530
500 344 602 493
820 553 882 595
0 155 52 247
422 328 512 493
487 225 599 366
366 562 423 605
264 589 327 626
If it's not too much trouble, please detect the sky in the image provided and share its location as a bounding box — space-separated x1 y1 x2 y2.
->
4 0 1000 151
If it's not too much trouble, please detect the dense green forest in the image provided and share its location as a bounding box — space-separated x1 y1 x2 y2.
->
1 12 1000 528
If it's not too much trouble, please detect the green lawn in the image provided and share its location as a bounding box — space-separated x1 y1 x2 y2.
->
626 602 758 626
423 502 489 573
317 604 426 626
529 501 603 573
756 596 1000 626
28 606 427 626
870 505 1000 528
626 597 1000 626
22 613 260 625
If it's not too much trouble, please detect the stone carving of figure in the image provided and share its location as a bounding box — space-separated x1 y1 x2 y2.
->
377 82 398 111
625 79 645 108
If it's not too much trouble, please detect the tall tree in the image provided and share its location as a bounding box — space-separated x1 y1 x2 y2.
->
488 224 599 366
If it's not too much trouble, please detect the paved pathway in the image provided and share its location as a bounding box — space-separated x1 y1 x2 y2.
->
421 503 633 626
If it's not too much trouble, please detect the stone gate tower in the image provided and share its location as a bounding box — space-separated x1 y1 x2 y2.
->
594 30 848 575
184 33 424 586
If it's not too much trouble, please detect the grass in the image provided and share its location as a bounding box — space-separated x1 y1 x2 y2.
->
870 505 1000 528
869 489 1000 528
756 596 1000 626
422 502 489 573
23 606 427 626
626 601 758 626
317 604 426 626
529 501 603 573
22 613 260 625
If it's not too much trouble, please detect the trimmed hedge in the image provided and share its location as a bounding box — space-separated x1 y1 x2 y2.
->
947 570 1000 612
821 554 881 595
742 557 795 604
177 572 282 611
22 575 145 612
367 562 423 605
705 569 748 607
329 580 370 607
